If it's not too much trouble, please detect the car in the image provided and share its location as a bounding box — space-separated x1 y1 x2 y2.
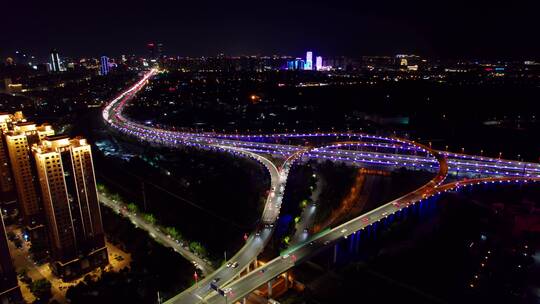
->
210 279 220 290
340 228 347 233
324 240 330 245
303 228 308 233
255 231 260 237
282 254 290 259
231 262 239 268
226 262 232 268
223 287 232 294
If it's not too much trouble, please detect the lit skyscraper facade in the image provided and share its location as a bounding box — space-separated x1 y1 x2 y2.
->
0 114 15 195
100 56 110 75
316 56 323 70
304 51 313 70
4 122 54 241
33 136 108 278
50 49 61 72
0 112 25 205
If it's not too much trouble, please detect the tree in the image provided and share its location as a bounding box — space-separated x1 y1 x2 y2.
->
18 268 32 284
29 279 52 303
96 183 108 194
189 242 207 256
165 227 181 240
110 193 121 202
127 203 139 213
142 213 156 225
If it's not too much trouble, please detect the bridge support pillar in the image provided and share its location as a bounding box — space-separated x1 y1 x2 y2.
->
267 280 273 298
355 231 360 253
243 297 246 304
333 243 338 264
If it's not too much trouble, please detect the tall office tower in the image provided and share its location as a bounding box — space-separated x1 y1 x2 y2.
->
0 213 22 304
305 51 313 70
157 43 163 59
4 123 54 241
50 49 61 72
292 59 305 70
147 43 157 60
33 136 108 279
0 112 25 205
99 56 110 76
315 56 323 71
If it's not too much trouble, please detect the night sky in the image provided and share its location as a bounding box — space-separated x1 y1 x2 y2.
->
2 0 539 60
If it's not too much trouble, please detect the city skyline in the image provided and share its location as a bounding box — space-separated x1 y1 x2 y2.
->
2 0 540 60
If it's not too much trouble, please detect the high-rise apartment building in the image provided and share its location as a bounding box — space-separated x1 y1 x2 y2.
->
100 56 110 76
305 51 313 70
50 49 62 72
33 136 107 278
0 112 25 206
4 123 54 241
316 56 323 71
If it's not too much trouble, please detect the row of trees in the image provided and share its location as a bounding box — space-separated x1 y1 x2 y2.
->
98 183 210 260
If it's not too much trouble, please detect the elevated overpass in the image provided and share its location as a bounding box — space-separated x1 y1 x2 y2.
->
101 69 540 303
